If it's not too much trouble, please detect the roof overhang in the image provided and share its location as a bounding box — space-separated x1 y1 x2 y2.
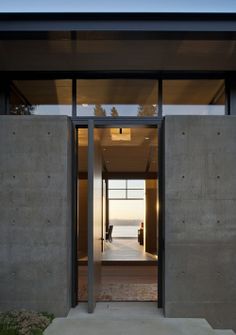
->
0 12 236 40
1 13 236 73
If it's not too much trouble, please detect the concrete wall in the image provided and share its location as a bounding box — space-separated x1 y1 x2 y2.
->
0 116 72 316
164 116 236 331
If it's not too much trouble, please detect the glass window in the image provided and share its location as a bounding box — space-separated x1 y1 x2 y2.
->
127 189 145 199
77 79 158 117
108 180 126 189
108 189 126 199
10 80 72 115
163 80 225 116
108 180 145 237
127 180 145 189
108 179 145 199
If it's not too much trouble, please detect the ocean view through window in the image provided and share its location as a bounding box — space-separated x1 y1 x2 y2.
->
108 180 145 238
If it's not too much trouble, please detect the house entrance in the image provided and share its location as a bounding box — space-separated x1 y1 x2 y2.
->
75 123 161 312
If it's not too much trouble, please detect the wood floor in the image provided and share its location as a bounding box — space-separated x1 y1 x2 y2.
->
78 238 158 302
103 238 157 261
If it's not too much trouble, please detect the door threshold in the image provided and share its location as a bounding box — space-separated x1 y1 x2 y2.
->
78 260 157 266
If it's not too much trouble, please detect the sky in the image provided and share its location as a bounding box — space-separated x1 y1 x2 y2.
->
0 0 236 13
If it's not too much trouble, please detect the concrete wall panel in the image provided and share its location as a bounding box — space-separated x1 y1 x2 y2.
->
0 116 72 317
164 116 236 331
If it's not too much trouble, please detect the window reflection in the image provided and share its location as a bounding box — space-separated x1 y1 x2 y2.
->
163 80 225 115
10 80 72 116
9 78 226 117
77 79 158 117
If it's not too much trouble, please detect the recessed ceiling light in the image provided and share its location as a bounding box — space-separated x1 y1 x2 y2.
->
145 137 150 140
110 128 131 141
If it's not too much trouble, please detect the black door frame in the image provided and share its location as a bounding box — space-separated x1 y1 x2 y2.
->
72 117 164 308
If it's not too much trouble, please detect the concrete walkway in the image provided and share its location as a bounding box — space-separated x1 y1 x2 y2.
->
44 302 235 335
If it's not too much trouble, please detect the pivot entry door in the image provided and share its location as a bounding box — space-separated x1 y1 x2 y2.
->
87 121 103 313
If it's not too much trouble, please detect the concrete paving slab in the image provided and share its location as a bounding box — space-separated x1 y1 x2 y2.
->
44 318 216 335
44 302 219 335
67 302 164 320
214 331 236 335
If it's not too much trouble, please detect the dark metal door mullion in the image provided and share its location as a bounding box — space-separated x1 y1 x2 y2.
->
87 119 95 312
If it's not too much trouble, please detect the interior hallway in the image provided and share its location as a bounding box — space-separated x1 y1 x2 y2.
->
78 238 158 302
102 238 157 261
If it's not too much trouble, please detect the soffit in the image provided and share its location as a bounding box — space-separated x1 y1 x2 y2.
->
78 127 158 173
1 39 236 71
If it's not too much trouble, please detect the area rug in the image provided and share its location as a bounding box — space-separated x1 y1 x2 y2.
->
79 283 157 301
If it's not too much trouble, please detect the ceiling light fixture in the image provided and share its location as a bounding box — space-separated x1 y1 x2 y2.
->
110 128 131 141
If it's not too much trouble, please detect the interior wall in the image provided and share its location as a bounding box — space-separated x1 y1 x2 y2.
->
164 116 236 331
145 179 158 254
78 179 88 258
